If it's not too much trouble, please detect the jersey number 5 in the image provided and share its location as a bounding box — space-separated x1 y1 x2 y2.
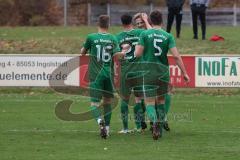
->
154 39 163 56
96 45 111 62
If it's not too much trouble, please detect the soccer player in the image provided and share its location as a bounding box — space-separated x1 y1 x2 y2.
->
116 14 146 134
134 10 190 140
134 12 172 132
81 15 121 139
131 13 152 131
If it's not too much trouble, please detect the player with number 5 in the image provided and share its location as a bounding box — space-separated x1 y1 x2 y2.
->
134 10 190 140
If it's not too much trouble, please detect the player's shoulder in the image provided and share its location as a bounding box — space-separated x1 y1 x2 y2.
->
102 33 118 44
88 33 98 36
159 29 174 37
86 33 98 39
133 28 145 34
108 33 118 40
155 29 175 40
139 29 149 36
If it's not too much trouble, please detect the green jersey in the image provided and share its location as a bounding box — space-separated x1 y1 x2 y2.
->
116 29 144 62
138 29 175 97
138 28 176 66
116 29 145 97
83 33 120 80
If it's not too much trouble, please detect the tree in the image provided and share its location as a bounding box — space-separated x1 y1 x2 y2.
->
0 0 62 26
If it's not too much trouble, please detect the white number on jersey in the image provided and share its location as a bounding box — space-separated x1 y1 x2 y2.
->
153 39 163 56
96 45 112 62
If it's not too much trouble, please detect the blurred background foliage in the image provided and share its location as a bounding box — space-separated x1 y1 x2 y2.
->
0 0 62 26
0 0 239 26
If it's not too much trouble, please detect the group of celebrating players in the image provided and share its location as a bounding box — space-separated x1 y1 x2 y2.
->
80 10 190 140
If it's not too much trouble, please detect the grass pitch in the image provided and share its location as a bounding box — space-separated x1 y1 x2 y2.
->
0 26 240 55
0 26 240 159
0 93 240 160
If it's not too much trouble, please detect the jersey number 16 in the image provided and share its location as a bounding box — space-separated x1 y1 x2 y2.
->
96 45 112 62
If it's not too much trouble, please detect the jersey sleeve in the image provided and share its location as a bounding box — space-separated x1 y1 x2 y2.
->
138 31 146 47
168 34 176 49
112 36 121 54
83 35 91 50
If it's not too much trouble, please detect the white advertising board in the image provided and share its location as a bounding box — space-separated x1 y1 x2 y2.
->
0 55 79 86
195 56 240 87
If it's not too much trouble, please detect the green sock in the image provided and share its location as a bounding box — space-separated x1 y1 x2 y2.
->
120 99 129 130
165 94 171 114
146 105 157 123
156 104 165 135
156 104 165 123
103 104 112 126
134 103 141 129
90 105 101 123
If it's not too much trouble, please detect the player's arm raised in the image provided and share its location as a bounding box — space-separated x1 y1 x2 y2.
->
141 13 152 29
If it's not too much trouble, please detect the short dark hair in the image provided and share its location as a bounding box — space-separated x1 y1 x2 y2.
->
121 14 132 25
98 15 109 29
150 10 163 25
